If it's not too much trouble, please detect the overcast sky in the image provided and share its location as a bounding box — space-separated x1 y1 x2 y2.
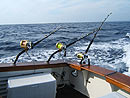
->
0 0 130 24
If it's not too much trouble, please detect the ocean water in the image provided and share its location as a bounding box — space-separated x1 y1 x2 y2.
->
0 22 130 76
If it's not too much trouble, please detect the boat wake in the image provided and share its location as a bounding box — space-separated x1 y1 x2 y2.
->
0 37 130 76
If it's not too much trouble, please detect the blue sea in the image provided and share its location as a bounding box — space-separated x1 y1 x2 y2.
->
0 22 130 76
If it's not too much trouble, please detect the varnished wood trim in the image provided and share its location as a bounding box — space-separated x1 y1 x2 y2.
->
69 64 81 70
106 73 130 93
0 60 68 72
68 61 130 93
81 65 114 77
68 61 114 76
68 61 81 70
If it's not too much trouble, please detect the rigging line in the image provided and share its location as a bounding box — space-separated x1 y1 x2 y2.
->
13 26 62 65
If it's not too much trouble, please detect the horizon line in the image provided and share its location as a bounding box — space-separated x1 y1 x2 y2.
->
0 20 130 26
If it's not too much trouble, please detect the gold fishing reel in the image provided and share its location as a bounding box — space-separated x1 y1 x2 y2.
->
77 52 90 65
77 52 84 59
56 42 64 50
20 40 33 50
56 42 67 57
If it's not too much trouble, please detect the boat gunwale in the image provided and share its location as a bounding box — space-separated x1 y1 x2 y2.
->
0 60 130 93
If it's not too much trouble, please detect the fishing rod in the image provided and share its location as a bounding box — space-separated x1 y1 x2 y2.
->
77 33 97 65
47 13 112 63
13 26 62 65
77 13 112 65
47 30 96 63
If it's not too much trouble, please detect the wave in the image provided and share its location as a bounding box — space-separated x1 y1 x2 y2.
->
0 22 130 76
122 44 130 76
74 38 130 75
125 33 130 38
0 38 129 76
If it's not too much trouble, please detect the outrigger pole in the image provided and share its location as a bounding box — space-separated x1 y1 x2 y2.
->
13 26 62 65
47 13 112 63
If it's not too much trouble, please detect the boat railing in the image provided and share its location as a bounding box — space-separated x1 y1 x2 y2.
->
0 60 130 93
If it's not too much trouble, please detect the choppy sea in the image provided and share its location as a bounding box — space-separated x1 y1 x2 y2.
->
0 22 130 76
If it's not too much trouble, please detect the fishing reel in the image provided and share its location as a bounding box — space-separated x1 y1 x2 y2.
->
56 42 66 50
77 52 90 66
14 26 62 65
47 42 67 63
20 40 33 50
56 42 67 57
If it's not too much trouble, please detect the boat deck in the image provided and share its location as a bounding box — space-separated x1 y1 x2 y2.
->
56 85 89 98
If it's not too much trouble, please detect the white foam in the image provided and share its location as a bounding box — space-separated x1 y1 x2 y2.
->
122 44 130 76
126 33 130 38
0 49 57 63
0 38 130 76
74 39 130 75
